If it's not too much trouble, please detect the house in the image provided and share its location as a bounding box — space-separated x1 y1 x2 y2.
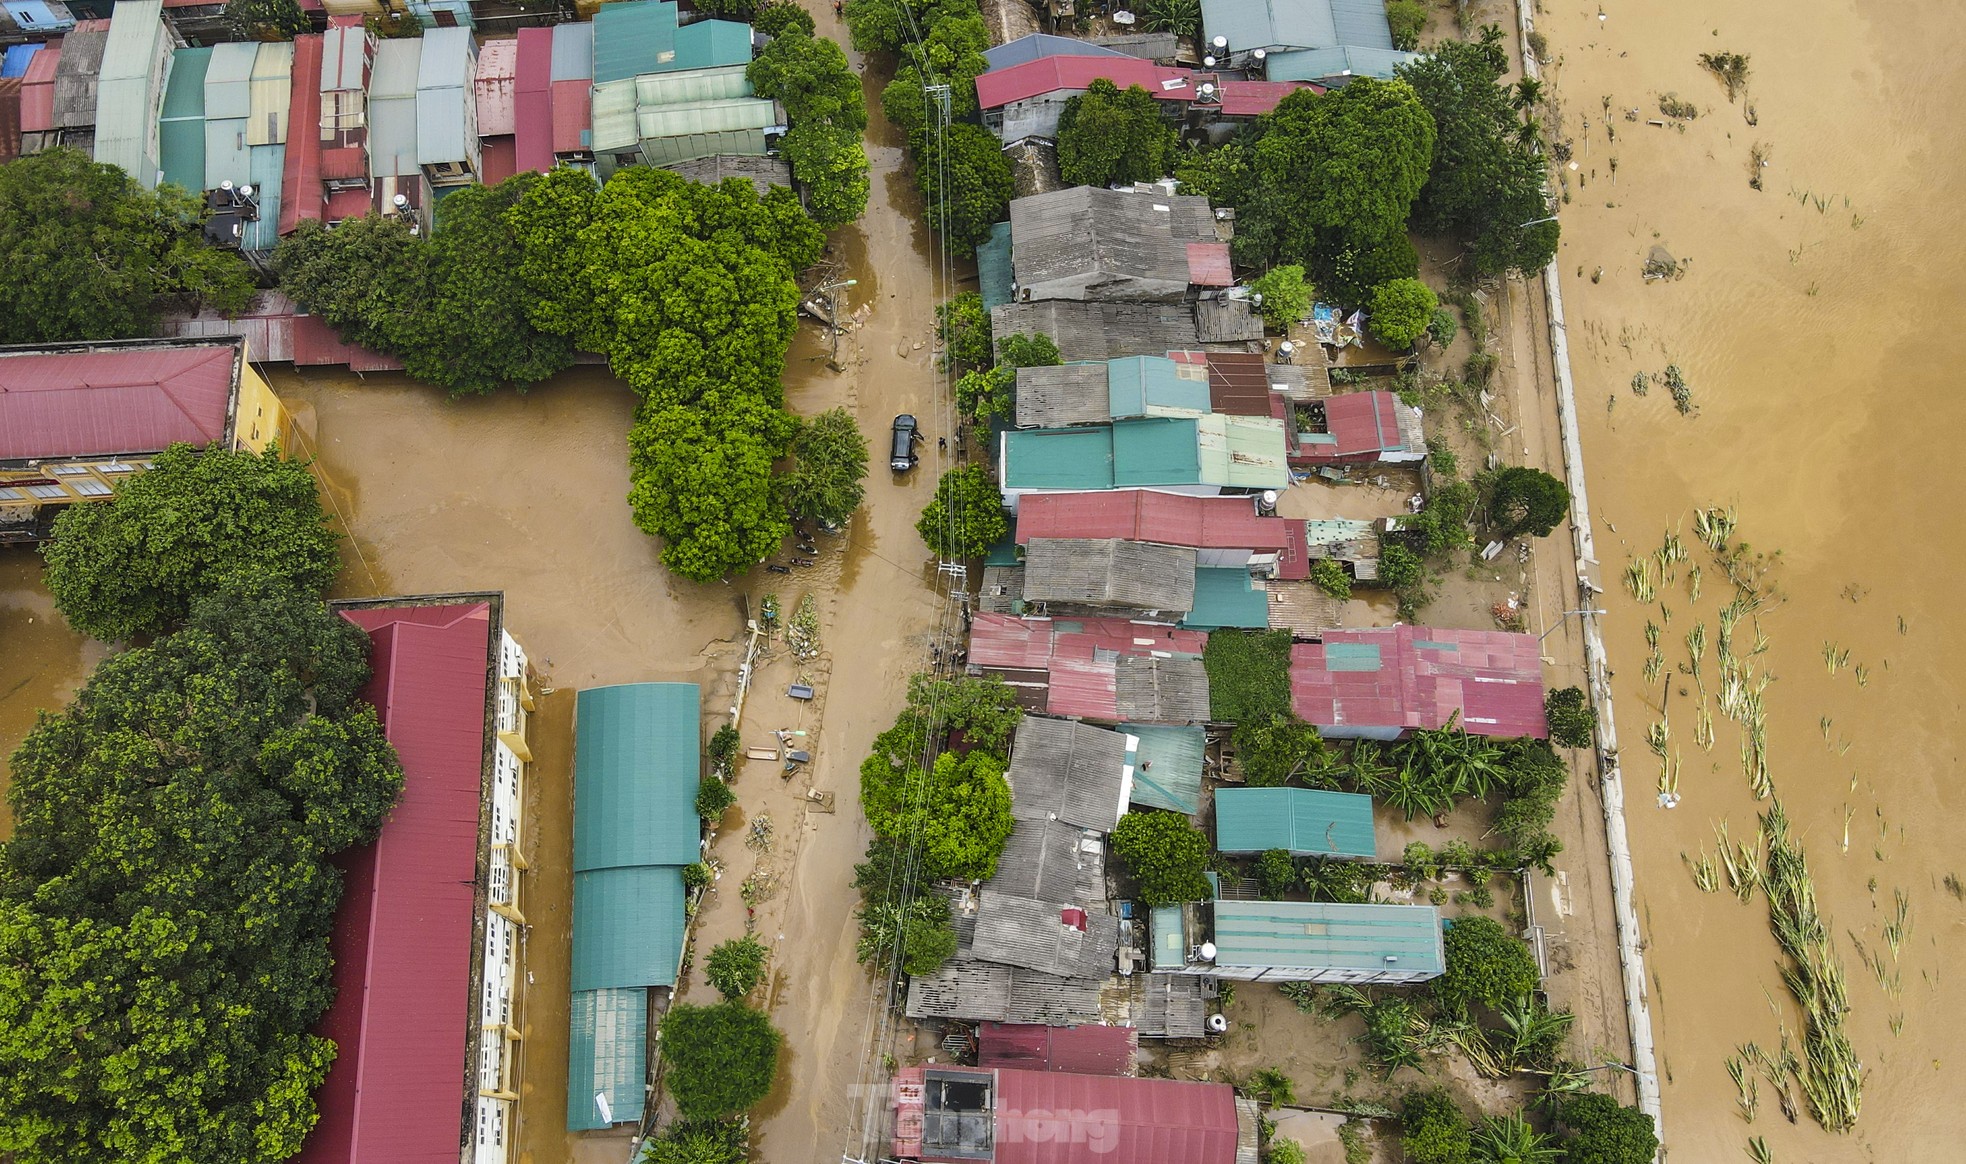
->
512 26 553 174
1007 714 1136 832
966 612 1212 723
3 0 74 33
45 18 106 155
1021 536 1199 620
971 889 1122 979
548 21 593 167
981 31 1134 71
474 36 517 182
588 0 769 177
977 54 1195 144
367 38 427 229
1199 0 1418 82
567 681 701 1131
998 415 1292 510
1016 490 1301 576
1213 786 1377 859
1286 389 1426 466
1007 187 1230 305
905 959 1106 1026
1189 899 1445 983
415 26 478 187
1290 625 1548 739
1014 353 1214 428
92 0 168 187
976 1023 1137 1076
302 20 375 227
0 337 290 543
990 299 1204 363
299 595 534 1164
891 1066 1249 1164
988 815 1106 903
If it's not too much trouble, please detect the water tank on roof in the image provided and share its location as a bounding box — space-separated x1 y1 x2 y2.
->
1199 941 1218 961
1207 1013 1230 1033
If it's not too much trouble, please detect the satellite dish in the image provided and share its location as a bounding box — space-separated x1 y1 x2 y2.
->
1199 941 1218 961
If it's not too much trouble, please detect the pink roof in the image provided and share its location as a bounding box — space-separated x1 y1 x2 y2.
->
1186 242 1233 288
0 343 238 461
19 43 58 133
299 601 494 1164
1292 390 1410 465
1218 79 1321 117
979 1024 1136 1076
1276 518 1310 582
550 77 590 155
1016 492 1294 553
293 313 402 371
478 135 516 185
968 613 1207 721
474 38 517 136
995 1068 1238 1164
280 33 325 235
976 54 1195 110
1046 656 1118 720
513 27 554 174
1290 626 1548 739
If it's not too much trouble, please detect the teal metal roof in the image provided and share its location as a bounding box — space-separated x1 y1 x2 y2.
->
1182 567 1270 630
1197 414 1291 489
1265 45 1418 83
1201 0 1334 52
976 221 1014 311
244 143 284 252
1323 641 1383 671
986 520 1021 566
1122 723 1205 814
1214 787 1376 858
1107 356 1211 421
571 864 687 991
158 46 209 193
567 987 648 1130
573 682 702 872
1004 426 1115 491
1112 417 1202 486
593 0 680 84
1150 903 1187 971
1211 900 1444 974
673 18 755 72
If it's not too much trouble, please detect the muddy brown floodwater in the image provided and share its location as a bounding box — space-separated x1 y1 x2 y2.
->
1540 0 1966 1157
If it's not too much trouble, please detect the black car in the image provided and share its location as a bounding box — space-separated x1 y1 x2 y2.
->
890 414 919 471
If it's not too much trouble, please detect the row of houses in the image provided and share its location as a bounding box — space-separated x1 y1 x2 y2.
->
0 0 786 242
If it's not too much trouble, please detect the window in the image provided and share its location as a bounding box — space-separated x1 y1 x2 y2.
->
51 463 90 475
27 484 66 499
99 461 139 473
71 479 113 497
0 488 23 501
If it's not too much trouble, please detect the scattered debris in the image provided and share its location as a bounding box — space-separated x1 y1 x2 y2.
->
1700 51 1752 102
1642 246 1687 281
1658 93 1700 120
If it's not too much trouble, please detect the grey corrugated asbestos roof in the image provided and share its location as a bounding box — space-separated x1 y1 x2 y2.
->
1016 362 1112 428
1115 654 1212 723
968 889 1121 978
1023 537 1198 613
992 301 1202 363
1008 715 1133 831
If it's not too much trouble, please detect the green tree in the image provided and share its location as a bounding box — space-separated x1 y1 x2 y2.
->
225 0 309 40
1317 226 1422 308
644 1119 748 1164
782 407 870 528
1401 1088 1473 1164
1543 687 1596 748
0 581 401 1164
628 393 796 582
273 213 428 355
0 148 256 343
901 909 960 976
659 1003 781 1120
1397 31 1560 277
860 750 1014 880
1110 810 1212 906
753 0 816 37
1436 917 1540 1012
696 774 738 821
705 936 769 1000
842 0 973 53
1256 849 1298 899
1058 79 1178 188
1555 1094 1660 1164
1485 466 1570 538
916 464 1008 559
781 124 872 227
1250 264 1315 330
1202 629 1295 722
1385 0 1427 51
997 332 1061 370
855 894 958 976
879 12 989 137
902 671 1025 752
915 122 1013 259
748 30 868 132
1308 559 1353 600
955 365 1016 424
1234 714 1331 787
1367 277 1439 348
938 291 993 371
42 444 339 642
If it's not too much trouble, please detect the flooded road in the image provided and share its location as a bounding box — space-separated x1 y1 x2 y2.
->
1540 0 1966 1156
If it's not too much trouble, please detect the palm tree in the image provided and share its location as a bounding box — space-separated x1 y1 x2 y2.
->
1469 1113 1560 1164
1488 995 1575 1072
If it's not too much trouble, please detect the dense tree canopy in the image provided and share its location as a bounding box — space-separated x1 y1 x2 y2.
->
753 0 815 37
627 393 796 581
781 407 871 528
915 122 1013 259
781 125 872 226
1249 265 1314 330
955 331 1060 423
861 749 1014 881
1367 276 1439 348
225 0 308 41
0 148 256 344
1556 1094 1660 1164
1398 30 1560 276
42 444 340 642
645 1119 749 1164
659 1002 781 1121
916 464 1009 559
0 580 402 1164
938 292 992 371
1058 79 1178 188
749 30 870 226
1110 811 1212 906
1234 714 1332 787
1486 466 1571 538
705 936 769 1000
1400 1088 1473 1164
1436 916 1540 1012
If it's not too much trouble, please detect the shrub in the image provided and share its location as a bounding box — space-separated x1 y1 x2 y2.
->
707 723 742 773
1111 811 1213 906
644 1119 748 1164
1400 1088 1473 1164
705 936 769 1000
752 0 815 37
1378 541 1425 590
1309 558 1353 600
1256 849 1299 899
1385 0 1427 51
901 911 959 976
1367 277 1439 348
1250 264 1315 330
916 465 1008 559
1267 1138 1308 1164
1058 78 1178 188
682 862 714 891
660 1002 781 1120
1556 1093 1660 1164
1436 916 1539 1012
1204 629 1296 722
696 774 737 821
1544 687 1596 748
1235 714 1332 787
1427 304 1460 347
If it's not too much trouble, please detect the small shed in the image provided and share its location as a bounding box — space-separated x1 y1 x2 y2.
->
1206 899 1444 983
1213 786 1376 859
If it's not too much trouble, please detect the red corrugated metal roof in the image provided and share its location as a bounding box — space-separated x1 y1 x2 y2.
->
280 32 324 235
319 144 367 182
475 38 517 136
1218 79 1320 117
1185 242 1233 288
513 27 553 173
292 312 402 370
1044 657 1118 720
0 78 21 166
0 343 238 461
478 134 515 184
1290 626 1547 738
1294 390 1406 465
19 42 57 133
976 54 1195 110
300 601 494 1164
549 77 589 155
979 1024 1136 1076
1016 491 1294 552
1276 517 1310 581
323 183 372 219
994 1068 1239 1164
970 612 1058 670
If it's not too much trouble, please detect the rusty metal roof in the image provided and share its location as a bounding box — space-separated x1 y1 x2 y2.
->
978 1023 1136 1076
0 339 239 461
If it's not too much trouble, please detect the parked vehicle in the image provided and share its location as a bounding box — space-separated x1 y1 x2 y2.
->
890 414 919 471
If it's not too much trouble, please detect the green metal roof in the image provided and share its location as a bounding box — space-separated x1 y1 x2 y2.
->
976 221 1014 311
1107 356 1211 421
1182 567 1270 630
1122 723 1205 814
1323 641 1383 671
1197 414 1291 489
1003 426 1116 491
566 987 648 1130
593 0 679 84
1212 900 1444 974
571 864 687 991
672 18 754 72
1265 45 1418 83
1150 903 1188 971
573 682 702 872
636 97 775 145
633 62 753 105
1113 417 1203 486
1214 787 1376 858
159 46 209 193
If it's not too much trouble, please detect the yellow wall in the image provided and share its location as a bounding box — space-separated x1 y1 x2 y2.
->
231 347 295 454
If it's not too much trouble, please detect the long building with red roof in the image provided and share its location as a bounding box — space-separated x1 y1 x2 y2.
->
1290 625 1548 740
300 595 536 1164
